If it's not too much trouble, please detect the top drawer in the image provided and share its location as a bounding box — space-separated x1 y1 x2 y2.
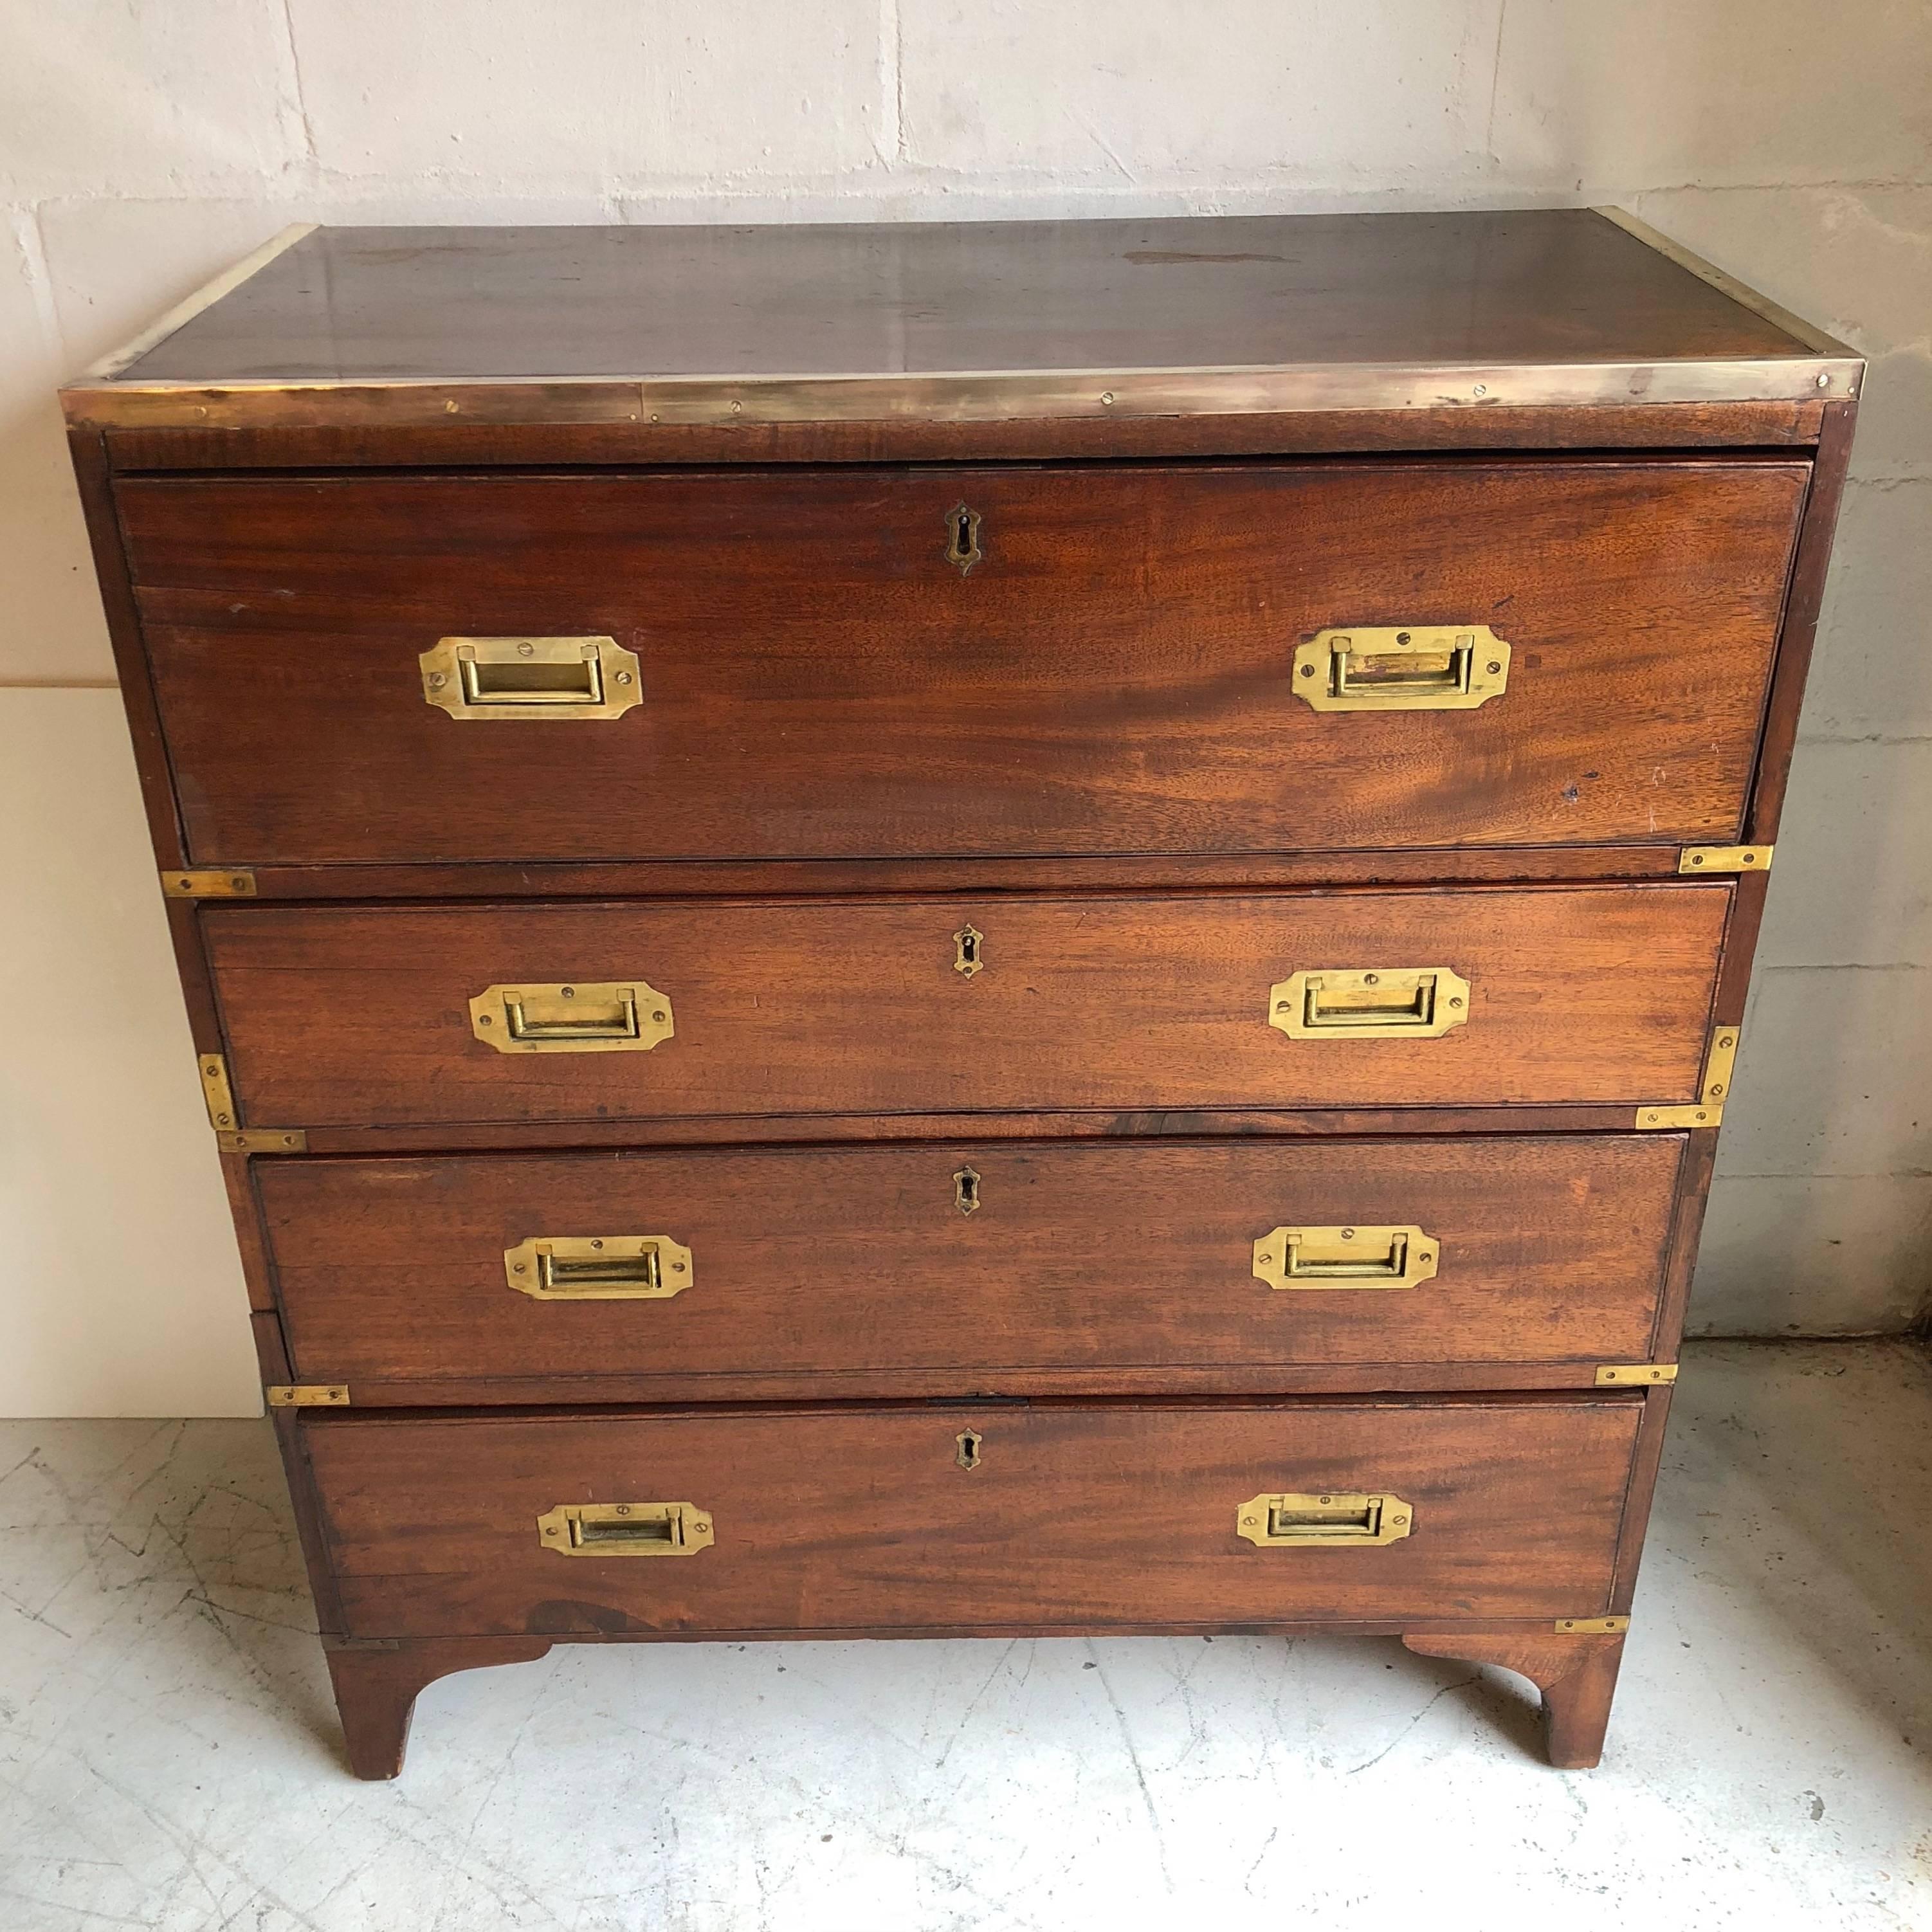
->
118 459 1806 868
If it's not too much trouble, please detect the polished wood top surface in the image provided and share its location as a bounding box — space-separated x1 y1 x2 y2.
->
111 210 1815 385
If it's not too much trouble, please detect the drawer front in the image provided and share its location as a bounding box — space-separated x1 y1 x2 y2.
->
305 1398 1643 1637
120 460 1805 866
206 886 1727 1127
260 1135 1685 1394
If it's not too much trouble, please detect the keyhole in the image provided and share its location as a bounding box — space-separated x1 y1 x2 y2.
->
945 504 983 576
953 1166 981 1216
955 1429 983 1471
953 924 984 978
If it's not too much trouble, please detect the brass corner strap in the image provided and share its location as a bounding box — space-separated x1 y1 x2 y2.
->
198 1056 238 1133
163 868 257 898
1555 1616 1629 1635
1636 1026 1739 1130
197 1052 308 1153
1594 1363 1679 1387
1679 845 1773 876
267 1385 349 1407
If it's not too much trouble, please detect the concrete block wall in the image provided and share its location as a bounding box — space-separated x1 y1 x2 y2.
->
3 4 1928 1413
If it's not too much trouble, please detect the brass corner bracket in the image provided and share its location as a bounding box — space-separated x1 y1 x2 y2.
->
1554 1616 1629 1635
1636 1026 1739 1130
199 1052 307 1153
266 1385 349 1407
1679 845 1773 876
1594 1363 1679 1387
163 868 257 898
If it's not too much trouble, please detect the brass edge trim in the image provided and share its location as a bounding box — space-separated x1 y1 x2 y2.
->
1591 207 1861 363
1554 1616 1630 1634
78 223 318 383
60 355 1865 430
219 1128 308 1154
266 1384 349 1407
163 867 258 898
1594 1363 1680 1386
1677 845 1773 875
197 1055 237 1133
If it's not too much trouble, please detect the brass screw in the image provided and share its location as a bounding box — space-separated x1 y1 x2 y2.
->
672 1261 686 1272
1363 973 1379 986
1448 996 1463 1008
590 1239 603 1249
1100 390 1115 406
516 642 534 657
1486 661 1502 675
1718 1035 1735 1049
1299 664 1315 677
1742 852 1757 864
1275 1000 1290 1012
1709 1083 1725 1098
426 673 445 689
561 986 576 998
478 1014 493 1026
1243 1515 1259 1527
1690 852 1704 866
653 1009 667 1022
615 1505 630 1516
615 671 633 685
1340 1228 1355 1240
513 1262 526 1273
1390 1514 1408 1526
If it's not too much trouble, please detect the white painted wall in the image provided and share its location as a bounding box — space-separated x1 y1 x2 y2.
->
3 3 1928 1414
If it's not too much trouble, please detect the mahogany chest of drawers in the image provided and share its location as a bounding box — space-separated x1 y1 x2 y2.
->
63 209 1859 1776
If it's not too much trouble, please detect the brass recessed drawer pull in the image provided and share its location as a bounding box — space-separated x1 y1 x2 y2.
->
1253 1225 1439 1291
536 1502 714 1556
420 635 643 721
468 980 673 1053
504 1234 693 1299
1268 967 1470 1039
1292 625 1511 711
1237 1491 1414 1547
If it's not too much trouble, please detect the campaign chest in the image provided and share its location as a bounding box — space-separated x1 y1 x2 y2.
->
63 209 1859 1775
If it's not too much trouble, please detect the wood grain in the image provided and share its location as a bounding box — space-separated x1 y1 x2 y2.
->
203 885 1730 1128
259 1135 1685 1395
304 1396 1644 1639
98 399 1827 473
109 213 1820 388
118 460 1805 864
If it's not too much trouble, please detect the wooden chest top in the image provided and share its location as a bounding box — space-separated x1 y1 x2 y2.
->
63 208 1857 435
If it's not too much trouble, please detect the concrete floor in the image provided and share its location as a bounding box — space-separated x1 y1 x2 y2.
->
0 1342 1928 1932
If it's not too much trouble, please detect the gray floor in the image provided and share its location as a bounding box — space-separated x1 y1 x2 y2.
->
1 1342 1929 1932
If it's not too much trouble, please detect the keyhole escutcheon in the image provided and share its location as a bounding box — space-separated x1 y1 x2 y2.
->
953 1166 981 1216
945 503 983 576
954 924 985 978
955 1429 983 1471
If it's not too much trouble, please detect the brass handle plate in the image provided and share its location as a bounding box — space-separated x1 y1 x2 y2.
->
420 635 643 721
1269 967 1470 1040
1292 626 1510 711
1253 1225 1439 1291
536 1502 713 1557
504 1234 693 1300
1237 1491 1414 1547
468 980 673 1054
